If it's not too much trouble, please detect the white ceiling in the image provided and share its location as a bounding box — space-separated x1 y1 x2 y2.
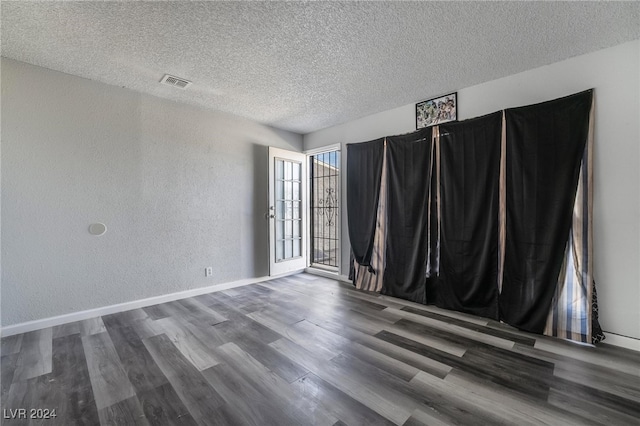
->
2 1 639 134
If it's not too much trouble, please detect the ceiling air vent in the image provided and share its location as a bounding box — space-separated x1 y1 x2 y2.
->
160 74 192 89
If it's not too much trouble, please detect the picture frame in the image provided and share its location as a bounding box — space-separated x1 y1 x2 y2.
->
416 92 457 129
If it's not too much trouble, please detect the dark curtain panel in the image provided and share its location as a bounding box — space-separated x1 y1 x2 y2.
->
431 112 502 319
382 127 433 304
501 90 593 333
346 138 384 270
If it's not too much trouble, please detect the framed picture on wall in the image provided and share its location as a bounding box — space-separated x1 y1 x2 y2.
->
416 92 457 129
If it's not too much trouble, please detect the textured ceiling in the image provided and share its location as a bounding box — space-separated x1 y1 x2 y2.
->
2 1 639 134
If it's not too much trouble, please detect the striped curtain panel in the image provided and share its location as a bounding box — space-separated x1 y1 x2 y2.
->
500 90 593 335
346 138 385 270
544 97 603 344
354 141 388 292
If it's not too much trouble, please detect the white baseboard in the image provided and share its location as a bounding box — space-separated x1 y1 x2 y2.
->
0 273 292 338
603 332 640 352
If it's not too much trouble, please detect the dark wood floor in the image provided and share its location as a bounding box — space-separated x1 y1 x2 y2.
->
2 273 639 425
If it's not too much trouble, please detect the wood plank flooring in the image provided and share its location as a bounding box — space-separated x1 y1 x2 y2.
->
2 273 639 425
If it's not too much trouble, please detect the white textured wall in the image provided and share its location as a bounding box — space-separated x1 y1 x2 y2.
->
1 58 302 326
0 56 3 328
304 40 640 341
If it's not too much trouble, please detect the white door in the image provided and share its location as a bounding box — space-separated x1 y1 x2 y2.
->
268 147 307 276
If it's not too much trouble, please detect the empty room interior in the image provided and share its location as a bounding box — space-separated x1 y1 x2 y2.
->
1 2 640 425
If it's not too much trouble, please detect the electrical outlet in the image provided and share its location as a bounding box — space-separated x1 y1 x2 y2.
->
205 267 213 277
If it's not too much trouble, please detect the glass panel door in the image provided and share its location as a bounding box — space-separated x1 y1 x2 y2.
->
268 147 307 276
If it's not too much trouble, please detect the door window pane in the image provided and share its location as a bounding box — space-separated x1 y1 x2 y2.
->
285 162 292 180
285 239 293 258
293 162 301 181
293 201 301 220
276 220 284 238
293 238 301 257
285 181 293 200
293 181 300 201
293 219 301 238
